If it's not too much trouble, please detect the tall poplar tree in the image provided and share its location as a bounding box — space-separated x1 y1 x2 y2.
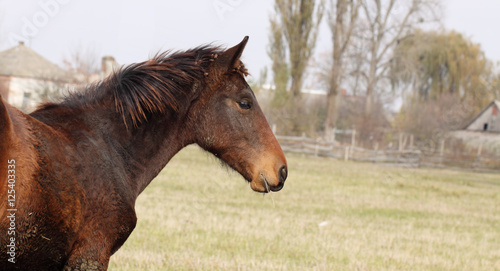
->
269 0 324 99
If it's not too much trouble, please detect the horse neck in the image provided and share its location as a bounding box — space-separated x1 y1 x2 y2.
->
31 71 200 197
120 112 194 196
66 103 194 197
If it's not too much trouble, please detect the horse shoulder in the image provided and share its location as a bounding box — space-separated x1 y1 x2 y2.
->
0 97 13 199
0 100 89 268
0 96 13 157
0 98 35 195
0 98 42 213
0 97 40 171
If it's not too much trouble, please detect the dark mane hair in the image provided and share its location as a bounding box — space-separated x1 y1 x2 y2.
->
60 45 226 127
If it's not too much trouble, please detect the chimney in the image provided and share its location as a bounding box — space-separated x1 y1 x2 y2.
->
101 56 117 77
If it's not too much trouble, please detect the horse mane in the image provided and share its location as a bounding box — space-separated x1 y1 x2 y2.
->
56 45 245 127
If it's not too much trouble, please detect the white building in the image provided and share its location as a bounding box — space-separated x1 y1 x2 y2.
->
464 100 500 133
0 42 74 111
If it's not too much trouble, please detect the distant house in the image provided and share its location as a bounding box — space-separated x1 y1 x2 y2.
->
464 100 500 133
0 42 119 111
0 42 75 110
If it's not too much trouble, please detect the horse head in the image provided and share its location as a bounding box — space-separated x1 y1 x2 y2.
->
188 37 288 193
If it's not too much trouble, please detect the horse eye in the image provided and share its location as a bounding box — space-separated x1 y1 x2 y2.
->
238 101 252 110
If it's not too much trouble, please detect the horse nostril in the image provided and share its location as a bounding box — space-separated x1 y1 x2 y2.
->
279 165 288 184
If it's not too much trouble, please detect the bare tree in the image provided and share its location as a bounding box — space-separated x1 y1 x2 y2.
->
268 0 325 135
324 0 361 139
62 43 100 84
268 18 290 107
356 0 441 115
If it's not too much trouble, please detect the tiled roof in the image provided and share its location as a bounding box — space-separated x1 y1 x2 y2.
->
0 42 72 82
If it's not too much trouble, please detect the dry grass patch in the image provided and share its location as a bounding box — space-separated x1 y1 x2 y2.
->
109 145 500 270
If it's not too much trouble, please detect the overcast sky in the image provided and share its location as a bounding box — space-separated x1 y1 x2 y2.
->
2 0 500 83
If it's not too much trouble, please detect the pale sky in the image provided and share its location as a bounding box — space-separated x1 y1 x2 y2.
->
1 0 500 82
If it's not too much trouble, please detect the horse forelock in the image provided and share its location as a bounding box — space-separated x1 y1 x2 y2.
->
232 59 249 77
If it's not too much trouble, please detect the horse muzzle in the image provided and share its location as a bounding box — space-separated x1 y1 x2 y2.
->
251 164 288 193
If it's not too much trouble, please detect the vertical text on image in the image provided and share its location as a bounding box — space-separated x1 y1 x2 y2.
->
6 159 17 264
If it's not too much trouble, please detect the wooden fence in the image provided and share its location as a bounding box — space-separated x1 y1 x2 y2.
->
276 135 500 172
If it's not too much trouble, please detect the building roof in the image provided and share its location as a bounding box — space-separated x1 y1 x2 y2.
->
0 42 72 82
464 100 500 130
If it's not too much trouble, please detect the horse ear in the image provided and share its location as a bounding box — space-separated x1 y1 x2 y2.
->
216 36 249 73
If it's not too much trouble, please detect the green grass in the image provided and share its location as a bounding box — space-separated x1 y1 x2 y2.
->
109 145 500 270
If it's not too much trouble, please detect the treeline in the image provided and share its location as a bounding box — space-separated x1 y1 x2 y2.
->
257 0 500 149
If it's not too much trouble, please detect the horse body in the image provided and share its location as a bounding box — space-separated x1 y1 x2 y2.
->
0 37 287 270
1 99 133 269
0 102 79 269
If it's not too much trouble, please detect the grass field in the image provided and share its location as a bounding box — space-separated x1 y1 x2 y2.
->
108 145 500 270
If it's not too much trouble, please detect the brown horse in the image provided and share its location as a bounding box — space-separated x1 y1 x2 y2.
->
0 37 287 270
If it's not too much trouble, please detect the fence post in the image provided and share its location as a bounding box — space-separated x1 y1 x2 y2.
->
272 124 277 135
344 146 349 161
350 129 356 158
474 141 484 170
477 141 483 157
438 139 445 165
351 129 356 146
399 133 408 152
399 133 403 152
409 134 414 150
439 139 445 157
